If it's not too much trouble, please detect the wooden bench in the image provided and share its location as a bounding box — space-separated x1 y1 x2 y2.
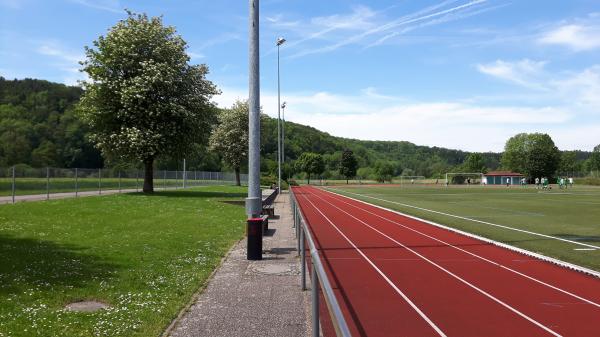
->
261 214 269 231
262 204 275 217
261 187 279 218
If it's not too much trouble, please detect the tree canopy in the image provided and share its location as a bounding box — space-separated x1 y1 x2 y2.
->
209 100 248 185
501 133 560 178
296 152 325 184
339 149 358 183
462 153 487 173
78 12 218 192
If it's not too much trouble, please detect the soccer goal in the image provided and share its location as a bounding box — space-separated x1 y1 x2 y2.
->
445 172 484 186
399 175 426 186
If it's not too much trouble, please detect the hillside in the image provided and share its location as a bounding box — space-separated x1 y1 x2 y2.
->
0 77 526 177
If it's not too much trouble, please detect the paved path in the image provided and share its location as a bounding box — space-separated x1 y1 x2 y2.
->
167 192 311 337
0 188 140 205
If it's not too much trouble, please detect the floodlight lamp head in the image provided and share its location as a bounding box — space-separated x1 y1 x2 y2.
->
281 102 287 109
277 37 286 46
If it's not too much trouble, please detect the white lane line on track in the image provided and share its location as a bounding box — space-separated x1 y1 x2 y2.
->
299 193 448 337
318 189 600 310
309 190 563 337
338 190 600 250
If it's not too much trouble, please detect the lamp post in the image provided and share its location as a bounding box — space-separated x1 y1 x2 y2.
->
281 101 287 170
246 0 262 260
277 36 286 192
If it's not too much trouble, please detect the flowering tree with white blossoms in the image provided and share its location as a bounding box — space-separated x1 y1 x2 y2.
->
209 100 249 186
79 11 219 193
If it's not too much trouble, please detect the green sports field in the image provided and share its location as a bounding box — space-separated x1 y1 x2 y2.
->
0 186 246 337
328 184 600 272
0 177 224 197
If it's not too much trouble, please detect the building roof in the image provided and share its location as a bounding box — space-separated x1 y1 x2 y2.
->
484 171 523 177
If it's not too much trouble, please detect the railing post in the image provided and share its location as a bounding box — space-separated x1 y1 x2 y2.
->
164 170 167 190
99 168 102 195
118 171 121 193
301 226 306 291
46 167 50 200
136 169 139 192
11 166 16 204
75 168 78 197
312 262 320 337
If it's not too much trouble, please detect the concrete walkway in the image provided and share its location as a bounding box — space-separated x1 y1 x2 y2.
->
0 188 138 205
166 192 311 337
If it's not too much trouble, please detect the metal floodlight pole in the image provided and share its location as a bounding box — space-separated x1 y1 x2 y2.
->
246 0 261 219
11 166 16 204
183 158 186 189
46 167 50 200
276 36 286 192
75 168 78 197
281 101 287 178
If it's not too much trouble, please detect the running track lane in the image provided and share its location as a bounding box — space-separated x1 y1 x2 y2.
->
293 185 600 337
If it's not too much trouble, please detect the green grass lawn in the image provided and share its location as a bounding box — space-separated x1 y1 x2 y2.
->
0 178 224 197
0 186 247 337
328 184 600 272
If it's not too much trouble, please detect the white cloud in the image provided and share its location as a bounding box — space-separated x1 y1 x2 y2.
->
476 59 548 89
212 86 581 152
68 0 122 14
35 40 86 85
478 59 600 110
267 0 497 59
37 43 84 63
188 52 205 60
539 24 600 51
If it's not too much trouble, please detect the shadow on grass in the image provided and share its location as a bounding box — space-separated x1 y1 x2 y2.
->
0 234 119 295
130 190 247 199
553 233 600 243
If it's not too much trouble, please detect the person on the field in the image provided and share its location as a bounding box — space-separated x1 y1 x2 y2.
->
535 177 540 189
569 177 574 188
506 177 510 187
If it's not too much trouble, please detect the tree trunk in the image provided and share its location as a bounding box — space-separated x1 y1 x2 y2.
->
235 167 241 186
346 178 349 184
307 173 310 185
143 158 154 193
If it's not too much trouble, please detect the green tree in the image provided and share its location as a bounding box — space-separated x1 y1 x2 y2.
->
375 161 394 183
501 133 528 174
296 152 325 184
78 12 218 193
463 153 487 173
339 149 358 184
502 133 560 178
31 140 59 167
559 151 578 175
209 100 248 186
588 145 600 174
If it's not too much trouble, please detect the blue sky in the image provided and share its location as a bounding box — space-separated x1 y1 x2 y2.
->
1 0 599 152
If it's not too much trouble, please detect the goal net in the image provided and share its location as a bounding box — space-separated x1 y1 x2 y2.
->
398 175 427 185
445 173 484 186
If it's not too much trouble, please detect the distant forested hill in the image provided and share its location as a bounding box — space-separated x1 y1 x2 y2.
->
0 77 512 177
260 118 502 178
0 77 103 168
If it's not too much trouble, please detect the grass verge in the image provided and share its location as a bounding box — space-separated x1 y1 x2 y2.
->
0 186 247 337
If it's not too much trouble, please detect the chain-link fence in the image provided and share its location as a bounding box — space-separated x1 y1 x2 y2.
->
0 166 248 203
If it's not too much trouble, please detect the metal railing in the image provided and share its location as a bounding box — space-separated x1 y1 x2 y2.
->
0 166 248 204
290 187 352 337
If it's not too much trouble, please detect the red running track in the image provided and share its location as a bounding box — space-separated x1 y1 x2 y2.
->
293 185 600 337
